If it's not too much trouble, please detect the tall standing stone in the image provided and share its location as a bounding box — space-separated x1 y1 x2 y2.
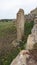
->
16 9 25 41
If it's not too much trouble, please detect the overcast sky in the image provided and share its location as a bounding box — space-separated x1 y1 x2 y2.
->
0 0 37 19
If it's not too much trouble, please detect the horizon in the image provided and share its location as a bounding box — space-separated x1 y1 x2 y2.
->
0 0 37 19
0 7 37 20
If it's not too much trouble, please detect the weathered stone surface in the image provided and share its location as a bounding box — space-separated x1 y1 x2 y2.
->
10 9 37 65
31 16 37 43
27 50 37 65
30 8 37 16
25 8 37 22
10 50 37 65
26 34 35 50
34 16 37 24
31 25 37 43
16 9 25 41
26 16 37 50
10 50 30 65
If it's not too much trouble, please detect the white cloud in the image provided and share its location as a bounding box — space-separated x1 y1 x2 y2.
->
0 0 37 19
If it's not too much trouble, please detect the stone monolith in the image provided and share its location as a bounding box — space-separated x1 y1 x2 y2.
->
16 9 25 42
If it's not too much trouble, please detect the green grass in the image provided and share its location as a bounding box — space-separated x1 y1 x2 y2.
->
0 22 16 37
0 21 17 65
0 21 17 52
0 21 34 65
0 47 20 65
24 21 34 41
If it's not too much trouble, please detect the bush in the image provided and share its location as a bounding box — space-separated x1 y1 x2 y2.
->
24 21 34 40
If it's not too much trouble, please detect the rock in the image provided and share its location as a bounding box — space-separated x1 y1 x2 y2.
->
26 35 35 50
27 50 37 65
16 9 25 41
10 9 37 65
26 16 37 50
10 50 30 65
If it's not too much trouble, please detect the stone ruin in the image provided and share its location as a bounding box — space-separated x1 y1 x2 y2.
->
12 8 37 47
26 21 37 65
10 9 37 65
25 8 37 22
11 9 25 46
16 9 25 42
31 16 37 43
10 50 30 65
26 16 37 50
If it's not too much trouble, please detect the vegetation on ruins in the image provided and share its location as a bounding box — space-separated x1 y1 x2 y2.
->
0 20 34 65
19 21 34 50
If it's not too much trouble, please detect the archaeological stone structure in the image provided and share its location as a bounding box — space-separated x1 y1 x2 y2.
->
11 9 25 47
26 16 37 50
25 8 37 22
16 9 25 42
30 8 37 16
10 50 30 65
10 8 37 65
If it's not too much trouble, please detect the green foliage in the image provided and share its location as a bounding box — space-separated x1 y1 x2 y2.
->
19 41 25 50
0 47 20 65
24 21 34 41
0 22 16 37
0 21 17 65
19 21 34 50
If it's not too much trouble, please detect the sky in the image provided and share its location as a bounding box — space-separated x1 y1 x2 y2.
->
0 0 37 19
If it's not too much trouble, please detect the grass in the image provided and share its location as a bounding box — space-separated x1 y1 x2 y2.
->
0 21 34 65
24 21 34 41
0 47 20 65
0 21 17 54
0 22 16 37
0 21 17 65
